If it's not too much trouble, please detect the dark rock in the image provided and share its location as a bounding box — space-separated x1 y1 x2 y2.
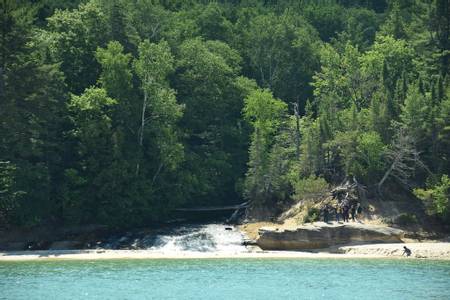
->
242 239 257 246
26 241 51 250
0 242 28 251
49 241 83 250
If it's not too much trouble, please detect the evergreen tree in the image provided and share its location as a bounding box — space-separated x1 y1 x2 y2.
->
243 89 287 203
1 0 67 226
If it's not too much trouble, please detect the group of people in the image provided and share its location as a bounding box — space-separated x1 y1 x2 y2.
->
338 201 362 223
321 201 362 223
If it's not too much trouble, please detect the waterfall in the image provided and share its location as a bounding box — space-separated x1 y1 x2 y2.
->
148 224 248 253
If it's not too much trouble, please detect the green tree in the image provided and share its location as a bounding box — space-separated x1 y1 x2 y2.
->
414 174 450 223
45 1 108 93
237 11 320 104
430 0 450 75
380 2 406 39
299 117 324 176
360 35 414 99
0 162 23 226
196 2 232 42
96 41 133 102
173 38 250 206
1 0 67 227
133 39 183 176
353 131 386 182
312 43 364 109
437 87 450 172
65 87 117 223
400 81 430 143
243 89 287 203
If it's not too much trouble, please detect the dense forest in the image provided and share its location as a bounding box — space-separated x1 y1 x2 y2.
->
1 0 449 229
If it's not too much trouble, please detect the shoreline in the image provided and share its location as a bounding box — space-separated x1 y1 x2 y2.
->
1 242 450 261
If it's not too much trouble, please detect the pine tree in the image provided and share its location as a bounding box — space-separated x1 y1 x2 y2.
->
243 89 287 203
0 0 67 226
109 0 133 53
401 81 430 146
433 0 450 75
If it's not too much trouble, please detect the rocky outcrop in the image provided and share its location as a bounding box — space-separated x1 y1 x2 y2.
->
257 223 404 250
0 225 109 251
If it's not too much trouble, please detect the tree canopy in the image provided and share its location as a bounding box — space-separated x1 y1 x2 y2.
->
1 0 449 228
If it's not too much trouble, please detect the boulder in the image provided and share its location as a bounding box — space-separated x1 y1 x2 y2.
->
257 223 404 250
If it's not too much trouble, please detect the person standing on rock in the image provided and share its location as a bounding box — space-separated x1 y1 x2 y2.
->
355 203 362 222
342 205 350 222
350 204 357 222
336 205 342 223
322 205 330 223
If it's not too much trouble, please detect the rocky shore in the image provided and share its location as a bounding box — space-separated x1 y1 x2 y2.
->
256 222 405 250
1 221 449 261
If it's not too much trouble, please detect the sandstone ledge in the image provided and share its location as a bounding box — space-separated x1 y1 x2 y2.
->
257 222 404 250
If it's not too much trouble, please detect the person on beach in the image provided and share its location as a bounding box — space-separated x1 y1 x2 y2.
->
402 246 412 257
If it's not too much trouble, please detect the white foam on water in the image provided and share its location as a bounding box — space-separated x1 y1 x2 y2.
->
149 224 248 253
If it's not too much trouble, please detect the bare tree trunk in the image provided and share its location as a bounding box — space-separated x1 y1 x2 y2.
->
376 127 426 196
151 162 163 187
136 89 148 176
293 101 300 160
139 90 147 147
377 159 397 195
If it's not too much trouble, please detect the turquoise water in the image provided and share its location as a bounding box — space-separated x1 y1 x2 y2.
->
1 259 449 300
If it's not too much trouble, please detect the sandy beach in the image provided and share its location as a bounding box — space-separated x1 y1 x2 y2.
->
1 242 449 261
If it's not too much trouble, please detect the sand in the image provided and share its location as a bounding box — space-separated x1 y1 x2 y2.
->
339 242 450 259
1 242 449 261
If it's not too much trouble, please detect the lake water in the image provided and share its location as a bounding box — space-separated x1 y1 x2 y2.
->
1 259 449 299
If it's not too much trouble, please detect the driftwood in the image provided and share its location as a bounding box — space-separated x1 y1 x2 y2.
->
174 202 249 212
226 202 250 224
331 177 366 204
173 202 249 225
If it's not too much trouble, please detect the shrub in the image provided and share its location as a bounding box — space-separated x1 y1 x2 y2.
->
304 207 321 223
292 175 328 202
414 175 450 224
395 213 418 225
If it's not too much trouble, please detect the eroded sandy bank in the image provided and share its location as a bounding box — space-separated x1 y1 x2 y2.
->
1 242 449 261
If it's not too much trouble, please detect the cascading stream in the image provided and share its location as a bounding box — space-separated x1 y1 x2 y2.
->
149 224 248 253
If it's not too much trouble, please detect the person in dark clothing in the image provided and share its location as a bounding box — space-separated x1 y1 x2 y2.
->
402 246 412 257
342 205 349 222
336 205 342 223
350 204 356 221
323 206 330 223
355 203 362 221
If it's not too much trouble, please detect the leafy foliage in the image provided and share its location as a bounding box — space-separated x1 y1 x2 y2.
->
1 0 449 228
292 176 329 202
414 175 450 223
